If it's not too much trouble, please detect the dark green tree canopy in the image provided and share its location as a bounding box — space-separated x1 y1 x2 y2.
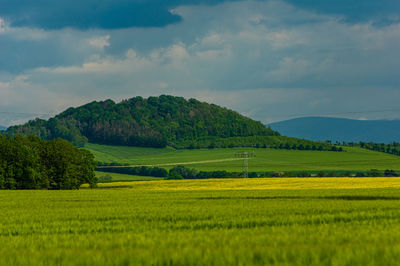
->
0 135 97 190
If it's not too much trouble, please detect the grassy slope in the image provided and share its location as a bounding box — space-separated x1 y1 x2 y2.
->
2 180 400 265
86 143 400 171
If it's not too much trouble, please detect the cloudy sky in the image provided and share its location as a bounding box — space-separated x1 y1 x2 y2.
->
1 0 399 126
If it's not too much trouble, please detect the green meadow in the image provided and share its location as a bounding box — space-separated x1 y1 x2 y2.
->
1 181 400 265
86 143 400 172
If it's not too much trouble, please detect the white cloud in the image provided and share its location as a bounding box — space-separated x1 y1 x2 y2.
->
88 35 111 49
163 43 189 60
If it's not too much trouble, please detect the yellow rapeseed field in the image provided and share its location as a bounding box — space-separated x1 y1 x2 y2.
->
92 177 400 190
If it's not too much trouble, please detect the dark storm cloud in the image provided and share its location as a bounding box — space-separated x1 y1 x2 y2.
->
1 0 399 30
0 0 179 29
0 0 240 30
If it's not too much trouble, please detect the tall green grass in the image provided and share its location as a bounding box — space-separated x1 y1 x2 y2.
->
85 143 400 172
1 187 400 265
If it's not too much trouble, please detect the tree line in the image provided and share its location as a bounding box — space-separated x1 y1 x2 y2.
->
97 165 397 180
96 165 230 180
177 135 340 151
0 135 97 189
167 166 399 179
339 141 400 156
97 166 168 178
359 142 400 156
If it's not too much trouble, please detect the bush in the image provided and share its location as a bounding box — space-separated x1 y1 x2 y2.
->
169 165 197 179
166 171 183 180
317 171 326 177
272 172 284 177
297 171 311 177
384 170 398 177
355 172 365 177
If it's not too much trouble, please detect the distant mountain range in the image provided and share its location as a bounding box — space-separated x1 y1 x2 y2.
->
0 125 6 131
268 117 400 144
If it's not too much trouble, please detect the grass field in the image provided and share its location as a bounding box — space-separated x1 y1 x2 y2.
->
1 178 400 265
86 143 400 172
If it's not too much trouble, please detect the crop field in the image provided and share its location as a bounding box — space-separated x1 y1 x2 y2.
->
1 178 400 265
86 143 400 172
88 177 400 190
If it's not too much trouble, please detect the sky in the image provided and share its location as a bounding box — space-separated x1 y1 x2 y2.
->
0 0 400 126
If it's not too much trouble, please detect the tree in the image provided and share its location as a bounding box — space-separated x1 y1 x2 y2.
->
0 135 97 190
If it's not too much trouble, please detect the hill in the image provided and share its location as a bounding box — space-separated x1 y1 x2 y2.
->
269 117 400 144
5 95 279 147
0 126 6 131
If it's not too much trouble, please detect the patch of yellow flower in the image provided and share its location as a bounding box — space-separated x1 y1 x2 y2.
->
93 177 400 191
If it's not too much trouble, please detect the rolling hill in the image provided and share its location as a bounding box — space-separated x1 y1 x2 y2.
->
5 95 280 148
269 117 400 144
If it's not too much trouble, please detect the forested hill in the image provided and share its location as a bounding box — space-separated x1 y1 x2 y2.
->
0 126 6 131
5 95 279 147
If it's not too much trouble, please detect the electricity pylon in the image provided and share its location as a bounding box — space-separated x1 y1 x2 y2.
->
235 151 255 178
